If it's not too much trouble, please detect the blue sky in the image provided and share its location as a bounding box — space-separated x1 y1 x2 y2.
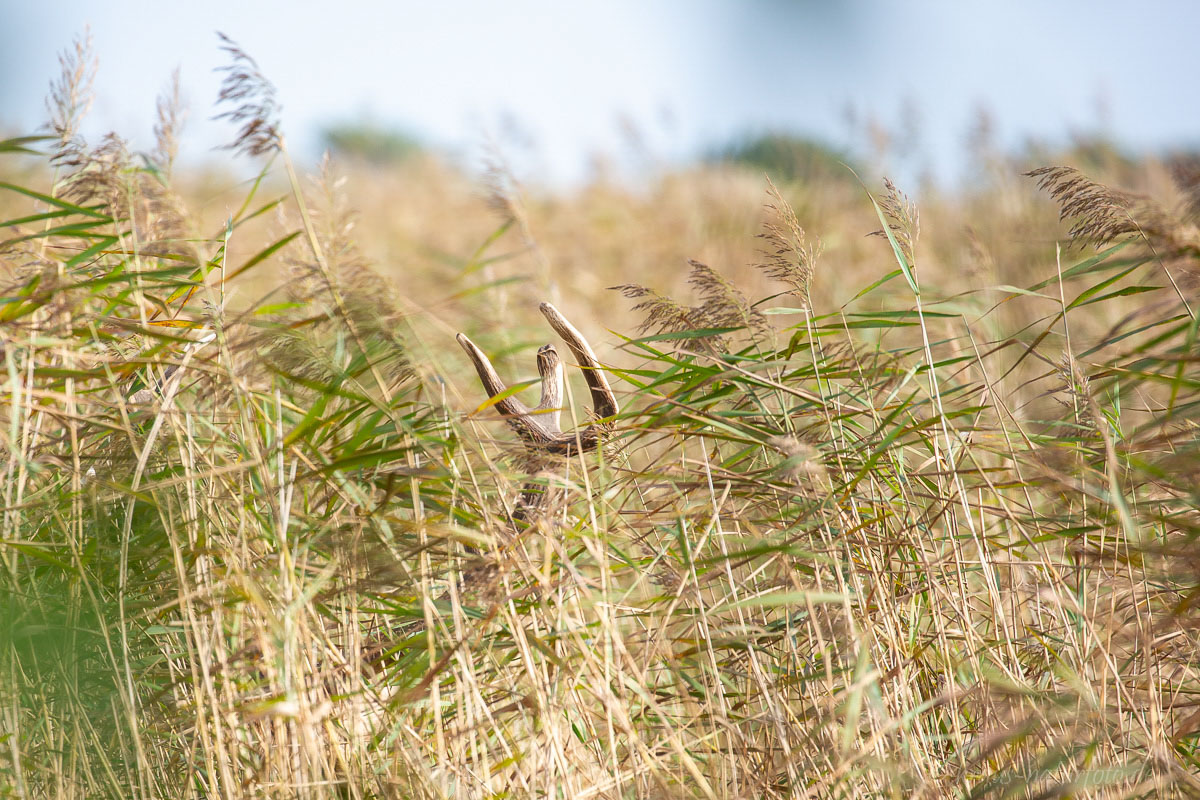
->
2 1 1197 186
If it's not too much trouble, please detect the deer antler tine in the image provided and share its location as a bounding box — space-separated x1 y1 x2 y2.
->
534 345 564 432
456 333 527 414
458 305 614 457
457 332 559 445
457 332 536 432
457 305 616 539
538 302 619 419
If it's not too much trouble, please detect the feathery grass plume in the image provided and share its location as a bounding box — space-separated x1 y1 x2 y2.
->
756 178 818 309
1027 165 1200 259
962 224 996 284
482 148 523 224
1027 165 1149 243
611 282 697 335
58 133 131 221
133 178 197 262
480 145 558 297
614 260 765 350
46 27 96 162
1168 153 1200 219
269 156 409 385
688 259 766 336
54 133 195 265
152 68 186 177
213 32 281 157
1054 351 1098 439
309 158 407 360
869 177 919 264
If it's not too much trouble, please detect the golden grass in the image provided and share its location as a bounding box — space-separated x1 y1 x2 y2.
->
3 33 1200 799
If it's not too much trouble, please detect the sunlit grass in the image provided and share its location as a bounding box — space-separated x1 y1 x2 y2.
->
2 32 1199 799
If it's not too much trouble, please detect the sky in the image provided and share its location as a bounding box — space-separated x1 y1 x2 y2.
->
2 1 1198 187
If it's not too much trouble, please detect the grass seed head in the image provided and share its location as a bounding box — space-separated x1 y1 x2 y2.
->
869 177 920 265
46 27 96 162
756 178 818 308
612 259 764 351
1029 165 1200 258
214 32 282 157
153 68 186 176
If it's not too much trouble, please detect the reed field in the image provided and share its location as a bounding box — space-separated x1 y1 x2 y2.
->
4 34 1200 799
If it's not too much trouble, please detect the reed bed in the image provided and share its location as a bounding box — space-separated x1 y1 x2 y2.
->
2 34 1199 799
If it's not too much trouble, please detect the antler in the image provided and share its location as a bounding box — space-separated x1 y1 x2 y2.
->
456 302 618 456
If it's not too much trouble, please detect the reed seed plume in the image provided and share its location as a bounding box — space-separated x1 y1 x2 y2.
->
58 133 131 218
688 258 766 335
152 68 186 176
612 259 764 349
1028 165 1200 261
269 156 410 385
1054 351 1097 437
869 177 920 264
482 148 523 224
46 28 96 162
1168 153 1200 219
756 178 818 309
962 224 996 284
612 282 696 336
49 131 195 265
766 434 827 488
480 146 557 296
1028 165 1150 244
214 32 282 157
